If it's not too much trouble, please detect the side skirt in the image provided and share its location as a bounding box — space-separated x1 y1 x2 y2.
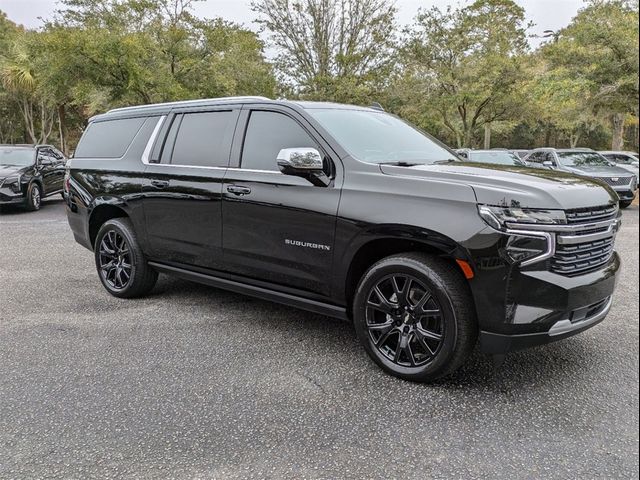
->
148 261 349 321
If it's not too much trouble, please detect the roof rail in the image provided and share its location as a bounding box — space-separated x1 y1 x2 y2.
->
107 96 272 114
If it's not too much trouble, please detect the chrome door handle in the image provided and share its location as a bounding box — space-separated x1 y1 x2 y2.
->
151 180 169 189
226 185 251 196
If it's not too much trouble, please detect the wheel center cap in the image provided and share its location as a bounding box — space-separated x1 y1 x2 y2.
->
403 312 412 324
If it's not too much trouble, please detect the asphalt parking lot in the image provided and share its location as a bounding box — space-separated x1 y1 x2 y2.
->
0 199 638 479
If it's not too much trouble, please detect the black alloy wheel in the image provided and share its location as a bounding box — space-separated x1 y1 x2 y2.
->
94 218 158 298
98 230 132 290
353 253 477 382
365 274 444 367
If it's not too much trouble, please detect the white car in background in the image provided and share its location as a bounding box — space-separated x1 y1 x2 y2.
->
599 151 639 181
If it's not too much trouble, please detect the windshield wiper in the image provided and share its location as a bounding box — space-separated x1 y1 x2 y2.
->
433 159 458 164
378 161 423 167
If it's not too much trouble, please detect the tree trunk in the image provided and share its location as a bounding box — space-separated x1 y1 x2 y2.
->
57 104 67 154
611 113 625 150
484 124 491 149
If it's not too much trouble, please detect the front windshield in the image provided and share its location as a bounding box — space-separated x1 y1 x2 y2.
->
307 108 457 164
0 148 35 166
557 152 610 167
469 151 524 166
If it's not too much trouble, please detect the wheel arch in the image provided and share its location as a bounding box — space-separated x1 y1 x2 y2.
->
341 227 472 315
88 200 130 249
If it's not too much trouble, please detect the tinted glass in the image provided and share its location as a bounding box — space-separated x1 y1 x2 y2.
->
0 148 35 166
557 152 610 166
171 111 234 167
75 117 146 158
308 109 457 164
242 111 317 171
469 151 525 166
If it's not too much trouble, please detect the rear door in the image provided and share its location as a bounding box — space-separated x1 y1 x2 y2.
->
221 106 342 297
37 147 65 194
142 107 240 269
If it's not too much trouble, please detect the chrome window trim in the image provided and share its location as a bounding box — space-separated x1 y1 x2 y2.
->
141 115 166 165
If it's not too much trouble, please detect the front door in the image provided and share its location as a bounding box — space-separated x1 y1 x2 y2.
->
221 108 342 297
142 108 239 269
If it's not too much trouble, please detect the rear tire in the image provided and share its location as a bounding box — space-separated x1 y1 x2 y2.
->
94 218 158 298
619 200 633 209
25 183 42 211
353 253 477 382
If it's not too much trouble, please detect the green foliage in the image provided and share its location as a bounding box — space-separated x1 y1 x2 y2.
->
252 0 397 101
0 0 638 151
394 0 531 147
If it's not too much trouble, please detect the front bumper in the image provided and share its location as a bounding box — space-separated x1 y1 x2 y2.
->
466 213 621 354
480 294 614 354
0 190 26 205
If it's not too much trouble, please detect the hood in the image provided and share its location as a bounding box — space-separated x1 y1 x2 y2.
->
0 164 28 180
379 162 617 210
564 164 634 177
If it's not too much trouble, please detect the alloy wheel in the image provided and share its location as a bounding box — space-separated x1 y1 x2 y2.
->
31 186 41 209
98 230 132 290
365 274 444 367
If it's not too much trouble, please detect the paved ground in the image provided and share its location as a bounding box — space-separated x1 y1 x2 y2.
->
0 199 638 479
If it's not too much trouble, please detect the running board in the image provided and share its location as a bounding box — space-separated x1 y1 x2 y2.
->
148 262 349 321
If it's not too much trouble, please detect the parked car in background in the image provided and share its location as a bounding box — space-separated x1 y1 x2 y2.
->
65 96 622 382
457 149 527 166
511 149 530 159
599 151 639 181
0 144 66 211
524 148 638 208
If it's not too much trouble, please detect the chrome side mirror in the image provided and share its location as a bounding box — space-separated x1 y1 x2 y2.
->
276 147 329 187
542 160 555 169
277 148 324 171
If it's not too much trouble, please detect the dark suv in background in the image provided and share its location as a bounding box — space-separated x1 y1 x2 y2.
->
525 148 638 208
65 97 622 382
0 144 66 211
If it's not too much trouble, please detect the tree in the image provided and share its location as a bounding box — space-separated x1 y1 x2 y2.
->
252 0 397 101
397 0 530 148
543 0 639 150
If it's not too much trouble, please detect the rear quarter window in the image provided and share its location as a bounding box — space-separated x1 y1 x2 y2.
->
74 117 147 158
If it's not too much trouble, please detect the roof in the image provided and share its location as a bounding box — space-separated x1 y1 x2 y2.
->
0 144 52 150
93 96 382 122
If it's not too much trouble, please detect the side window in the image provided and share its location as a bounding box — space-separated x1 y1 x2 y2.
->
241 111 318 172
527 152 542 163
170 111 235 167
74 117 146 158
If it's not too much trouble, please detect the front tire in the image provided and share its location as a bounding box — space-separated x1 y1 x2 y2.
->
94 218 158 298
25 183 42 211
353 253 477 382
619 200 633 209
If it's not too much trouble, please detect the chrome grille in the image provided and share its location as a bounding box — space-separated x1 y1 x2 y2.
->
565 205 617 224
551 237 615 275
594 176 633 187
551 205 618 276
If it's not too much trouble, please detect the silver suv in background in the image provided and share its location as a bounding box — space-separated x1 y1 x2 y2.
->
599 151 639 182
524 148 638 208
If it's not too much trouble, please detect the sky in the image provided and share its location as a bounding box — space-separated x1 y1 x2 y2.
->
1 0 585 47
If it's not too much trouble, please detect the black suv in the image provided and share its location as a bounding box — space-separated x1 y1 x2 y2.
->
0 144 66 211
65 97 622 382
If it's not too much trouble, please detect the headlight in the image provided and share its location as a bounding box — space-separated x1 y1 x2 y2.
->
1 175 22 193
478 205 566 230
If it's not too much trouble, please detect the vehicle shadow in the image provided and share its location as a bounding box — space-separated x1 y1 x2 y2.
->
150 274 597 394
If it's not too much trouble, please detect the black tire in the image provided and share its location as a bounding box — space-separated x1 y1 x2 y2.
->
25 183 42 211
353 253 477 382
94 217 158 298
619 200 633 209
